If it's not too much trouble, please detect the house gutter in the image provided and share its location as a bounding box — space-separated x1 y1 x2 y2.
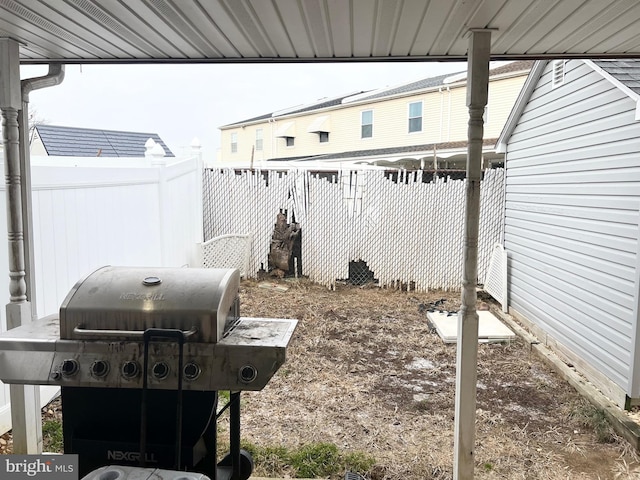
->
22 63 65 106
20 63 66 319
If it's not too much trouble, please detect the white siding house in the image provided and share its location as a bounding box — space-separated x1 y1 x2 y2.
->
497 59 640 408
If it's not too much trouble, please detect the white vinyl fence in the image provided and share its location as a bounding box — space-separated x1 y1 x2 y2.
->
0 149 203 434
203 167 505 291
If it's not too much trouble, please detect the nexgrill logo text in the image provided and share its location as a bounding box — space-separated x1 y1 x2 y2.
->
1 455 78 480
107 450 158 463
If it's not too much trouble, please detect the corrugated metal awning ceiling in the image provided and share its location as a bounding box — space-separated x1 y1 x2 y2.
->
2 0 640 64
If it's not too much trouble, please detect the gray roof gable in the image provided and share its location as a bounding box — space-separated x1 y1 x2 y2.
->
35 125 175 157
497 59 640 152
591 59 640 96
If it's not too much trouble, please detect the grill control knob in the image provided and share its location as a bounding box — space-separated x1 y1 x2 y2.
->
239 365 257 384
121 361 140 379
152 362 170 380
90 360 110 378
61 359 79 377
183 362 201 381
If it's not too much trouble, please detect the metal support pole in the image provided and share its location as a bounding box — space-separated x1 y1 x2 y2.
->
0 37 41 454
230 391 241 480
454 29 492 480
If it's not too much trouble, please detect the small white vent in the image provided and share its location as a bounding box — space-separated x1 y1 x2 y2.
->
552 60 566 88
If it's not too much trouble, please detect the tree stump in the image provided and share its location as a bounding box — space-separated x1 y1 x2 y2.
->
268 213 300 277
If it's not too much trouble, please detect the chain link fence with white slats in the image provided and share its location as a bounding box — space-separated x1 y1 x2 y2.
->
203 168 505 291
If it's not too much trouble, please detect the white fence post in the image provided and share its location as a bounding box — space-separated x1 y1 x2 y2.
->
147 139 169 265
191 138 204 263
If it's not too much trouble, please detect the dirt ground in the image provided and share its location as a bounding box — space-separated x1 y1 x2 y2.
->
233 278 640 479
2 278 640 479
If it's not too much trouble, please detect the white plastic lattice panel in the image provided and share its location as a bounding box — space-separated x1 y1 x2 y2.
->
199 234 252 278
484 243 508 312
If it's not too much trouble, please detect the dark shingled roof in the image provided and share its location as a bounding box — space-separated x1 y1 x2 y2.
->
35 125 175 157
487 60 534 76
355 72 460 102
284 91 367 115
223 92 366 127
226 112 273 125
223 61 533 128
268 138 498 162
357 60 533 102
592 59 640 96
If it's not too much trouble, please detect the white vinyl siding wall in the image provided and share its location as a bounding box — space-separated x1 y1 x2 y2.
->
504 60 640 397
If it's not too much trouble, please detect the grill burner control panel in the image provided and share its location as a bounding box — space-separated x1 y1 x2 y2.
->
0 316 297 391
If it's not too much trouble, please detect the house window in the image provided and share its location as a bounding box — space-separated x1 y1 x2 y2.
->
319 131 329 143
230 132 238 153
408 101 422 133
285 136 294 147
255 129 263 151
361 110 373 138
552 60 566 88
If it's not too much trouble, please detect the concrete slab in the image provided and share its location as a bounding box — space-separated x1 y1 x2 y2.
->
427 310 516 343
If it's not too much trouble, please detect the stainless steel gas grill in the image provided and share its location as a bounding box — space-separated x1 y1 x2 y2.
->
0 266 298 480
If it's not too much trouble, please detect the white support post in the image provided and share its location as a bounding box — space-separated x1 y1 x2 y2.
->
0 38 42 454
454 29 492 480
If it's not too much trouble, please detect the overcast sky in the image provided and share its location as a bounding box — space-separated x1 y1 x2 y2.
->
20 62 472 161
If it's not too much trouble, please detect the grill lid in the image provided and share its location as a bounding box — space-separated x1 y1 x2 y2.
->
59 266 240 343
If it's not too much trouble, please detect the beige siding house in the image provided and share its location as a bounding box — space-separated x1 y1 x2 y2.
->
219 61 531 168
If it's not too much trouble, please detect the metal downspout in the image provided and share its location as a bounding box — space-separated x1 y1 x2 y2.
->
439 87 443 143
447 86 451 142
269 117 276 159
20 63 65 319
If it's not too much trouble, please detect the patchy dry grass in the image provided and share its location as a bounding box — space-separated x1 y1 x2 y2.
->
3 277 639 479
226 278 640 479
